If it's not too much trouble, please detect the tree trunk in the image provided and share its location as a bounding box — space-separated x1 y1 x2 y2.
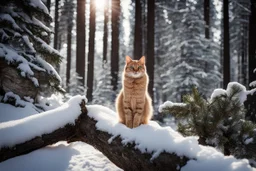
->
249 0 256 84
223 0 230 89
204 0 210 39
103 0 109 65
54 0 60 72
66 1 73 88
54 0 59 50
0 100 189 170
142 0 147 57
245 0 256 123
111 0 120 91
87 0 96 102
76 0 86 86
146 0 155 103
134 0 143 60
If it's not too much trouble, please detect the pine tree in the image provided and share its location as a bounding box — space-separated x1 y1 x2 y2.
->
92 62 115 109
67 68 85 96
160 83 256 162
0 0 63 102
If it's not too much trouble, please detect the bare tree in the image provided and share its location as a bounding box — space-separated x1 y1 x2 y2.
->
66 0 74 88
54 0 59 50
246 0 256 122
87 0 96 102
146 0 155 102
249 0 256 85
111 0 120 91
204 0 210 39
103 0 109 64
134 0 143 60
76 0 86 86
223 0 230 88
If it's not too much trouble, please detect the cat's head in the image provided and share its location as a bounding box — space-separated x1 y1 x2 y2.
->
124 56 146 78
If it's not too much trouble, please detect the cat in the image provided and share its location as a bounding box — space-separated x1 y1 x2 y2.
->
116 56 153 128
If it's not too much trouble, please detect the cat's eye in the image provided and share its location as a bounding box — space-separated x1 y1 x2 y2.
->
130 66 134 70
138 66 143 69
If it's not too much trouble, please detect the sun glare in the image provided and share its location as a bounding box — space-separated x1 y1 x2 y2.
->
95 0 106 10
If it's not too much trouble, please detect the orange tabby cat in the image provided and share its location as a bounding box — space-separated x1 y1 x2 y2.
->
116 56 153 128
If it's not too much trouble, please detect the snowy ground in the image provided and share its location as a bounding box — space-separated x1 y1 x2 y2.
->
0 141 121 171
0 95 255 171
0 96 122 171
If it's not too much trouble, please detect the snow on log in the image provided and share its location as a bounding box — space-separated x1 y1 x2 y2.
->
0 96 254 171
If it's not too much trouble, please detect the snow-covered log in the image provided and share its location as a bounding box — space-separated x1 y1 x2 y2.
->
0 99 188 170
0 96 253 171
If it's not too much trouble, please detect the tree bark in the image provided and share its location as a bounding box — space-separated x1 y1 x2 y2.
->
249 0 256 84
103 0 109 65
0 100 189 170
87 0 96 102
54 0 59 50
246 0 256 123
223 0 230 89
134 0 143 60
76 0 86 86
146 0 155 103
204 0 210 39
66 1 73 88
111 0 120 91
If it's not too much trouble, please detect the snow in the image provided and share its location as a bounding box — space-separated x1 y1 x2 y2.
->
0 43 47 86
0 141 121 171
210 88 227 100
158 101 186 113
86 105 254 171
249 81 256 88
32 17 52 33
0 14 21 31
0 95 121 171
30 76 39 87
0 95 86 148
36 94 64 111
245 138 254 145
22 35 35 53
29 0 49 14
0 102 39 123
17 63 34 76
36 55 62 83
211 82 256 105
0 95 254 171
3 92 27 107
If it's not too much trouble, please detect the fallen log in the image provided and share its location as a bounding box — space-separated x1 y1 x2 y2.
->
0 100 188 171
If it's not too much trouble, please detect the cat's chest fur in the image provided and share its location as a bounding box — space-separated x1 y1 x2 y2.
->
123 76 147 110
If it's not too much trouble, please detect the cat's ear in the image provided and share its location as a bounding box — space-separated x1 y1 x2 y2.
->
126 56 132 64
139 56 145 65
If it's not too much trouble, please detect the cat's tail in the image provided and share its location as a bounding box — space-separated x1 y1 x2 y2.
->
142 93 153 124
116 90 125 124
